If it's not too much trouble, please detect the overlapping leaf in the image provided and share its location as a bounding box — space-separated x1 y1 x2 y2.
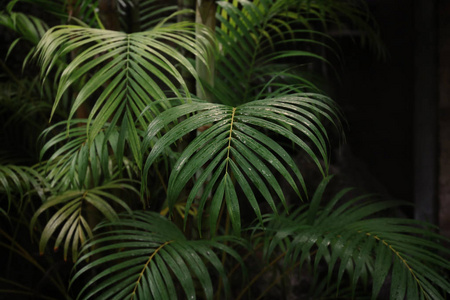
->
71 211 245 300
0 164 44 217
297 0 385 55
35 18 212 147
143 93 342 235
260 177 450 299
38 119 141 192
0 10 48 46
118 0 178 32
213 0 384 106
30 180 139 262
213 0 336 105
2 1 448 300
0 11 49 68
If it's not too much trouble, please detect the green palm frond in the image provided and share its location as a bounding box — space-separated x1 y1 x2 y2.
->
38 119 141 191
0 10 49 67
260 176 450 299
35 19 212 160
142 94 343 235
2 1 448 300
0 164 44 217
0 10 48 45
118 0 178 32
71 211 245 300
213 0 336 105
213 0 384 106
30 179 139 262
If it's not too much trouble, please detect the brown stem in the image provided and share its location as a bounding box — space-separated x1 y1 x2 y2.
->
99 0 120 31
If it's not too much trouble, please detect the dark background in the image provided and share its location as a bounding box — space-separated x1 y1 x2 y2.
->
329 0 450 238
332 0 414 204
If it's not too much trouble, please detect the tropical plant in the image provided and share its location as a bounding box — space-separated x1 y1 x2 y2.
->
0 0 449 299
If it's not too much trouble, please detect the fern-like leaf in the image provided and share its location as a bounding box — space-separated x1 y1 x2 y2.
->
38 119 141 191
260 176 450 299
143 94 342 236
0 164 44 217
30 180 139 262
71 211 245 300
35 18 212 155
214 0 334 105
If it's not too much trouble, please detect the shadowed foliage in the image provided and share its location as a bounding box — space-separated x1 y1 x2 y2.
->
0 1 449 299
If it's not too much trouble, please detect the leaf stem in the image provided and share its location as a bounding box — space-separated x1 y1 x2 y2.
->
130 240 173 300
364 232 427 297
224 107 236 172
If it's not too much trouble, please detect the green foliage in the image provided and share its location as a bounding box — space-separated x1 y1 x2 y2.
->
0 10 49 65
0 164 44 217
142 94 343 236
30 180 139 262
214 0 333 105
35 19 211 126
0 0 448 299
71 211 245 300
259 176 450 299
118 0 178 32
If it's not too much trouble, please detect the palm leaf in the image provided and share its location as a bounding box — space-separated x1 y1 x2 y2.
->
142 93 342 235
118 0 178 32
0 11 48 46
213 0 337 105
260 176 450 299
0 10 49 69
35 18 212 153
213 0 384 106
299 0 385 56
0 164 45 217
70 211 244 300
38 119 141 191
30 180 139 262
